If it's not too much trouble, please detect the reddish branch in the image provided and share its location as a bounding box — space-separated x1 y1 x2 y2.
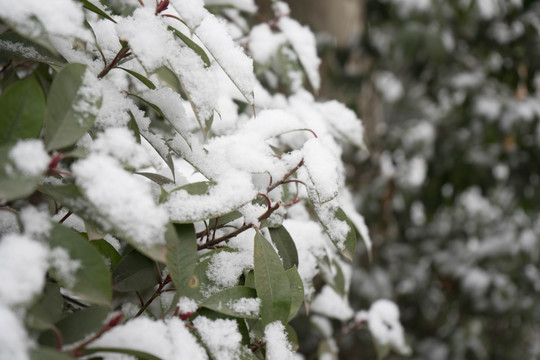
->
67 313 124 356
134 275 172 317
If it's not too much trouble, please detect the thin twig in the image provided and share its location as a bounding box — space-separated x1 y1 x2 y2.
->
267 159 304 193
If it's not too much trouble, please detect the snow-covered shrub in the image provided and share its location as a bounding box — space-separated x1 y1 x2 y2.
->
0 1 406 359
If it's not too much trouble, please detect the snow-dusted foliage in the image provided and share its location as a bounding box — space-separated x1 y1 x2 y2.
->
0 0 398 359
337 0 540 358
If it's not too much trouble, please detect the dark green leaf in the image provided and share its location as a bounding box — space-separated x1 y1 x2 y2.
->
286 266 304 322
335 208 357 262
90 239 122 270
208 211 242 229
113 250 160 292
39 306 110 347
77 0 117 23
182 256 213 301
44 63 102 150
269 226 299 270
49 224 112 306
127 110 141 143
0 31 64 66
202 286 259 319
170 181 213 195
118 67 156 89
331 259 346 296
154 66 181 92
82 348 164 360
253 232 291 325
0 76 46 145
26 283 64 330
30 347 76 360
135 172 174 185
168 26 211 68
166 223 197 294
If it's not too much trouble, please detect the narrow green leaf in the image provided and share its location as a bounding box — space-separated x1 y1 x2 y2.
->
202 286 259 319
128 92 165 118
335 208 357 262
166 223 197 294
135 172 174 185
113 250 160 292
76 0 117 23
30 347 76 360
44 63 102 150
90 239 122 270
82 347 164 360
26 283 63 330
208 210 242 228
286 266 304 322
0 31 64 66
171 181 213 195
48 224 112 306
168 26 211 68
331 259 346 296
39 306 110 347
127 110 141 143
154 66 181 92
118 67 156 89
0 76 46 145
253 232 291 325
269 226 299 270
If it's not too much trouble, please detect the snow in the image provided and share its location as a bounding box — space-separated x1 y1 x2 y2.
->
72 154 169 247
277 16 321 91
196 16 254 103
91 317 208 360
49 247 81 288
8 140 50 177
91 127 152 168
367 299 411 355
0 39 50 63
310 285 354 321
169 0 208 28
264 321 296 360
0 305 29 360
302 138 340 204
73 69 102 122
193 316 242 360
0 234 49 306
249 23 286 64
19 206 52 240
375 71 404 103
178 297 199 314
228 297 260 316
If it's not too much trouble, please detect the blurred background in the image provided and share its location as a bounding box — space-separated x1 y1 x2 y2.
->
256 0 540 359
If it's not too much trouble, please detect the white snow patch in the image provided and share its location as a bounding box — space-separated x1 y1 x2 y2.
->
193 316 242 360
49 247 81 288
264 321 296 360
310 285 354 321
0 305 30 360
8 140 50 177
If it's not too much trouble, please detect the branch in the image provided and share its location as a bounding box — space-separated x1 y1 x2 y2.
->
267 158 304 193
198 201 281 250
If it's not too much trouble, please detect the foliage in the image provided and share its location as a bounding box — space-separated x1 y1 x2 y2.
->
325 0 540 359
0 0 407 359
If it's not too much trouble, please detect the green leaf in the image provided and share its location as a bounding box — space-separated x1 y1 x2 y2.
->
286 266 304 322
48 224 112 306
44 63 102 150
30 347 76 360
118 67 156 89
183 256 213 301
26 283 63 330
39 183 102 225
0 31 64 66
335 208 357 262
269 226 299 270
168 26 211 68
331 259 346 296
39 306 110 347
166 223 197 294
208 211 242 229
253 232 291 325
113 249 160 292
154 66 181 92
170 181 213 195
135 172 174 185
76 0 117 23
0 76 46 145
202 286 259 319
90 239 122 270
82 347 164 360
0 143 44 201
127 110 141 143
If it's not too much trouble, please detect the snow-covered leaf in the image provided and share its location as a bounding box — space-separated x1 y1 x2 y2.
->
48 224 112 306
201 286 259 318
113 249 160 292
